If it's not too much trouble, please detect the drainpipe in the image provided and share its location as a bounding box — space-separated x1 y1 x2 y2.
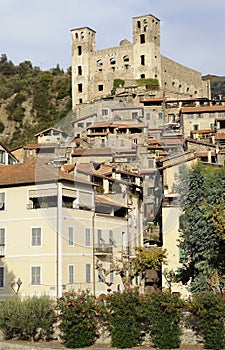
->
57 182 63 298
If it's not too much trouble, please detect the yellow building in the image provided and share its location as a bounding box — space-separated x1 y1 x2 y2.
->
0 158 140 298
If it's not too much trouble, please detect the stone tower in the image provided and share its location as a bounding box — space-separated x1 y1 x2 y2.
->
132 14 161 82
71 26 96 106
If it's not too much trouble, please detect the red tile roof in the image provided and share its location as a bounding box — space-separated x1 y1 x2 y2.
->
181 105 225 113
0 159 91 187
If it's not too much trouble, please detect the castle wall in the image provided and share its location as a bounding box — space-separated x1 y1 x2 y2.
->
161 56 210 99
71 14 210 110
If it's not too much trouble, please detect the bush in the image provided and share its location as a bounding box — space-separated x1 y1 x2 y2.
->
0 295 55 341
55 290 100 348
146 291 184 349
103 289 145 348
190 292 225 350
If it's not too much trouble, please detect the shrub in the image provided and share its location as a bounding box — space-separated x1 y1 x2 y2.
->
103 289 145 348
111 78 125 95
0 296 22 339
55 290 100 348
146 291 184 349
190 292 225 350
0 295 55 341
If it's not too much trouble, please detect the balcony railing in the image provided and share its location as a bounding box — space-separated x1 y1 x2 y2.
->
94 243 113 255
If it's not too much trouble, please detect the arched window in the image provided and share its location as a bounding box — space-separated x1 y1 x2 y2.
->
110 57 116 65
137 20 141 29
97 59 103 66
123 55 129 62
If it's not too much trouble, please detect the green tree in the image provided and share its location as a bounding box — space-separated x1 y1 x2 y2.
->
177 163 225 293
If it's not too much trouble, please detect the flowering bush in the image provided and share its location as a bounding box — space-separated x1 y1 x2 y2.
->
103 288 146 348
190 292 225 350
145 291 184 349
55 290 100 348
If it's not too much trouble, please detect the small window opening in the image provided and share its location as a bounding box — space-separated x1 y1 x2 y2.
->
123 55 129 62
78 66 82 75
137 21 141 29
78 83 83 93
140 74 145 78
78 46 82 55
98 85 104 91
141 55 145 66
97 59 103 66
110 57 116 65
140 34 145 44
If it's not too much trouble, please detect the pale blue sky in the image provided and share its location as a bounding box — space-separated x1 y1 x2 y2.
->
1 0 224 75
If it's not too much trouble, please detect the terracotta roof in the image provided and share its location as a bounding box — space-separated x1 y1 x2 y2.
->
185 138 218 148
195 152 216 157
190 129 215 134
72 148 112 157
181 105 225 114
0 159 92 187
215 133 225 139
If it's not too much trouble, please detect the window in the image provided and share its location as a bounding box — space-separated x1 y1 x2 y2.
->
193 124 199 130
68 265 74 284
97 59 103 66
123 55 129 62
0 192 5 211
140 34 145 44
109 230 115 246
77 122 84 128
68 227 74 246
86 122 92 127
146 113 151 120
79 98 82 104
140 55 145 66
110 264 114 283
209 122 215 130
78 66 82 75
0 228 5 256
137 20 141 29
0 150 5 164
97 229 102 245
78 83 83 93
132 112 138 119
147 187 153 196
31 227 41 246
0 267 4 288
86 264 91 283
85 228 91 246
78 46 82 55
98 85 104 91
110 57 116 65
31 266 41 285
158 112 163 120
102 109 108 116
179 247 187 263
140 74 145 78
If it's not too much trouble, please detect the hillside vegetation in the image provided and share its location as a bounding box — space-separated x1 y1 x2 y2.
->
0 54 224 150
203 74 225 99
0 54 72 149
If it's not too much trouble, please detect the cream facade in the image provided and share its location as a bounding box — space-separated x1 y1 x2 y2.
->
0 161 142 299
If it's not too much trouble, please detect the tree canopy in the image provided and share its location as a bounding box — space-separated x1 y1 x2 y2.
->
177 162 225 294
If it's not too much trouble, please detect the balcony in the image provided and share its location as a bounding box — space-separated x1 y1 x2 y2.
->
0 245 5 257
94 243 113 256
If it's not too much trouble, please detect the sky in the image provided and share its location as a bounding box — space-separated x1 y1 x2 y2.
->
1 0 225 76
